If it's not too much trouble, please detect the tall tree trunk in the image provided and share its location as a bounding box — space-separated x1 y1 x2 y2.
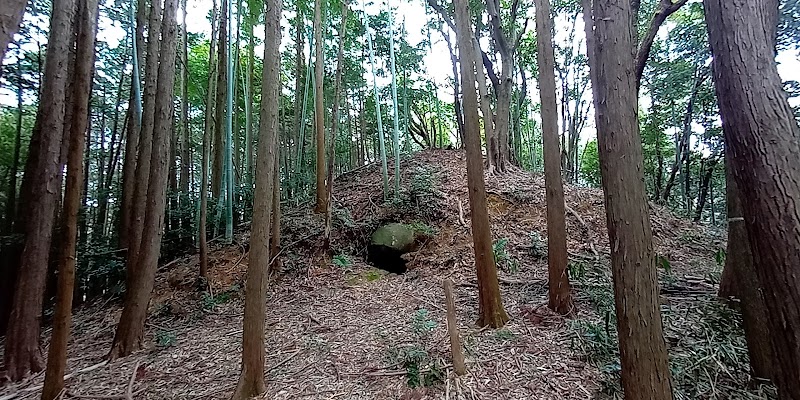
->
441 28 464 145
291 8 303 195
96 64 127 240
363 10 389 200
692 155 717 222
119 0 147 251
704 0 800 397
109 0 179 359
199 0 217 279
3 0 76 381
325 2 347 245
244 5 255 188
473 39 497 170
721 150 773 380
535 0 573 316
4 64 24 234
179 0 190 233
660 70 705 203
230 0 280 396
211 0 228 201
454 0 508 328
127 0 163 264
583 0 674 397
312 0 326 213
0 64 25 335
387 1 401 196
41 0 98 396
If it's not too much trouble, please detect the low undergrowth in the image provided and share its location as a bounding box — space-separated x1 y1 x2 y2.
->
569 256 777 399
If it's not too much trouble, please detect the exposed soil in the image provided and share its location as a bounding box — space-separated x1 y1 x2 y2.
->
0 149 747 400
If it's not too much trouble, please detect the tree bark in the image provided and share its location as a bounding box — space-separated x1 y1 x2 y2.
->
3 0 75 381
119 0 147 251
109 0 179 359
96 62 127 240
325 2 347 245
4 64 25 234
535 0 573 316
211 0 227 201
0 0 28 70
312 0 326 213
454 0 508 329
230 0 280 396
41 0 98 396
179 0 190 235
704 0 800 397
692 155 717 222
721 150 773 381
583 0 674 397
199 0 217 280
473 39 497 171
127 0 162 264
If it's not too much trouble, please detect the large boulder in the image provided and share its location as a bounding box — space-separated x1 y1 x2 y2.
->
367 223 417 274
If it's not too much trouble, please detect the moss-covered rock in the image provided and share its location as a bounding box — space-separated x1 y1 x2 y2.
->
368 223 417 274
370 223 416 253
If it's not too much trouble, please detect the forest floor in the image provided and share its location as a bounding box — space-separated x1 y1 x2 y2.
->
0 149 778 399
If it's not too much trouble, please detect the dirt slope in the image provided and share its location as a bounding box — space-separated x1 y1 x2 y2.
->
0 149 730 400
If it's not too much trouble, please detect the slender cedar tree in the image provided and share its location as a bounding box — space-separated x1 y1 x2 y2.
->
230 0 281 396
109 0 180 358
704 0 800 397
534 0 572 315
3 0 76 381
41 0 99 396
582 0 674 397
312 0 327 213
454 0 508 328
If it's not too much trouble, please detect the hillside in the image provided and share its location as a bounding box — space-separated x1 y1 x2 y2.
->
0 150 772 400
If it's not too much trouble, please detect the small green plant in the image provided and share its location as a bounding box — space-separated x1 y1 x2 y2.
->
411 309 437 336
409 221 437 236
714 248 726 267
656 254 672 274
332 254 352 270
568 261 586 280
388 345 444 388
155 330 177 348
200 285 238 311
528 231 547 259
492 238 519 273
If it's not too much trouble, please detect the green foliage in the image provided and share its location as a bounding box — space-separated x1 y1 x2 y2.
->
580 140 601 187
386 345 444 389
390 165 444 220
568 261 586 280
714 248 726 267
155 330 177 348
656 254 672 274
411 308 437 336
409 221 437 236
492 238 518 273
201 285 239 311
332 253 352 269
